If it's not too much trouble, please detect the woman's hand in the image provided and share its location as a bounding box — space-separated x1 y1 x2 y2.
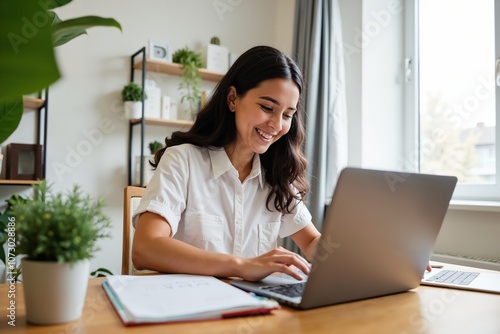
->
235 246 311 282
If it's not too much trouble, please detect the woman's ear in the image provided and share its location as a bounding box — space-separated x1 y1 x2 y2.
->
227 86 237 112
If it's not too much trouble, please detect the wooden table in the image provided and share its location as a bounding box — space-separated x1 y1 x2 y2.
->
1 264 499 333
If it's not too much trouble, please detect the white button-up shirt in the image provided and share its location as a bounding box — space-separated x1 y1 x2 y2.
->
133 144 312 258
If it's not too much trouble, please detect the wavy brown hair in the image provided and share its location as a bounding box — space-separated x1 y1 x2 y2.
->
153 45 309 213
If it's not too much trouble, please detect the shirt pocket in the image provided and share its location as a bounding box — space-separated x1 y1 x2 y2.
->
258 221 280 255
183 211 225 252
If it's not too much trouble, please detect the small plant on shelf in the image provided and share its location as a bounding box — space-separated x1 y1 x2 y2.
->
121 82 144 102
149 140 163 155
172 47 202 119
121 83 146 119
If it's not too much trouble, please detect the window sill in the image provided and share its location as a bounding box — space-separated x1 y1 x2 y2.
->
449 200 500 213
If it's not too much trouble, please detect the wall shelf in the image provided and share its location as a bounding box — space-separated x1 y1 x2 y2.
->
23 97 45 110
133 59 225 82
129 117 193 127
128 47 223 186
0 180 40 186
1 93 48 188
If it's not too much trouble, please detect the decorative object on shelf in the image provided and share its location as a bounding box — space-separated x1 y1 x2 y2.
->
144 79 161 118
149 140 163 155
5 143 42 180
122 83 145 119
210 36 221 45
7 181 112 325
201 36 229 74
148 40 172 62
172 47 203 119
0 0 121 145
134 140 163 186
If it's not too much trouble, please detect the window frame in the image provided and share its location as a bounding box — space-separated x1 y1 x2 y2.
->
404 0 500 201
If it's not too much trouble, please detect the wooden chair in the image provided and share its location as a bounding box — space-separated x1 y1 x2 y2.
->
122 186 152 275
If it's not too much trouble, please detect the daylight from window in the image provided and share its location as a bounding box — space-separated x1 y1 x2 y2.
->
419 0 496 184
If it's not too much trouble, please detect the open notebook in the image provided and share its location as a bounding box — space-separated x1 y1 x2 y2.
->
103 274 279 326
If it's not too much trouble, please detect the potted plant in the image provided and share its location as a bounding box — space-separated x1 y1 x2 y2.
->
122 82 146 119
149 140 163 155
172 47 203 119
7 181 112 325
134 140 164 185
0 0 121 145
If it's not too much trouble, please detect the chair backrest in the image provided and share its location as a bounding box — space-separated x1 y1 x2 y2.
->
122 186 151 275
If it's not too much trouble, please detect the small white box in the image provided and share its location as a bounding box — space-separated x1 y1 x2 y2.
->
161 96 178 119
144 79 161 119
202 44 229 73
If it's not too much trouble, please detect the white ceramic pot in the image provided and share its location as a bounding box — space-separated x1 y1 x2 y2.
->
124 101 143 119
21 258 90 324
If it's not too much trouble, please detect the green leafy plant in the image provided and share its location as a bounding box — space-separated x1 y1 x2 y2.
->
149 140 163 155
172 47 203 118
210 36 221 45
0 0 122 144
90 267 113 277
0 194 24 266
121 83 145 102
7 181 112 263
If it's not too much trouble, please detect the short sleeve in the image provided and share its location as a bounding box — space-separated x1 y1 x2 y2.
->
132 146 190 235
278 200 312 238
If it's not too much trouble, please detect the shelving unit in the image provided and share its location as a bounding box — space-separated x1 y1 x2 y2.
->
128 47 224 186
0 92 48 186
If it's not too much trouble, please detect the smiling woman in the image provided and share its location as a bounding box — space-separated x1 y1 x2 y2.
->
131 45 322 282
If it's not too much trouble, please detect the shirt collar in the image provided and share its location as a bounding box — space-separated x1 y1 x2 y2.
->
209 148 264 189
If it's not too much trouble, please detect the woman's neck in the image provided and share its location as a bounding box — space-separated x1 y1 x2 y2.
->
224 145 254 183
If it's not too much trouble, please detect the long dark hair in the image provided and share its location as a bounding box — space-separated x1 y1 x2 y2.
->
153 45 309 213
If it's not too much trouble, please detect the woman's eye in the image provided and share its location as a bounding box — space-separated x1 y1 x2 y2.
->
260 105 273 112
284 114 294 119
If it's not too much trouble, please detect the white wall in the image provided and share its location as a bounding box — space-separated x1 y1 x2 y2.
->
0 0 296 275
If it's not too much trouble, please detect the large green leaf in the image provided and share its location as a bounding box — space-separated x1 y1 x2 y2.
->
53 16 122 47
0 2 60 102
0 98 23 144
45 0 73 10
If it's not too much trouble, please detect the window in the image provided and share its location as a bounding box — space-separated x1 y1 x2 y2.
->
405 0 500 200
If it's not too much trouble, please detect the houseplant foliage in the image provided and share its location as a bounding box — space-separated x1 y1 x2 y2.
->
121 83 144 102
149 140 163 155
121 83 146 119
172 47 203 118
9 181 112 263
0 0 121 144
7 181 112 324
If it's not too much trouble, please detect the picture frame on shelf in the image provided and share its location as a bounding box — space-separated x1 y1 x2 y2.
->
148 40 172 62
5 143 42 180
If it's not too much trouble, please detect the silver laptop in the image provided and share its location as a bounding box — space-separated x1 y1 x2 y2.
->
230 167 458 309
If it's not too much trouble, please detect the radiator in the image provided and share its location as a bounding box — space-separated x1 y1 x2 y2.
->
431 253 500 272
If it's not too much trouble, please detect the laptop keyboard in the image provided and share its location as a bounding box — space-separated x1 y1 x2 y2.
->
426 269 480 285
259 282 306 298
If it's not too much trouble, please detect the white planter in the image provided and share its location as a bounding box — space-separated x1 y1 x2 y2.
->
124 101 143 119
22 258 90 325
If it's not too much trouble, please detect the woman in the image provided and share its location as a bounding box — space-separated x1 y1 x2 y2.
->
132 45 321 282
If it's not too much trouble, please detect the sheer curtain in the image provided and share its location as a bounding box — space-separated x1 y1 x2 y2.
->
283 0 348 253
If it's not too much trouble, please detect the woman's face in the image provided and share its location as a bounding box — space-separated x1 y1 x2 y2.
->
228 78 300 155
